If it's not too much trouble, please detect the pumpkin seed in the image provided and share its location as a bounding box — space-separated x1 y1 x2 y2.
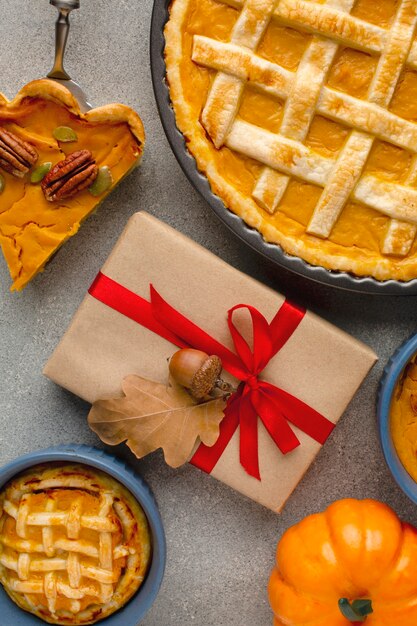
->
30 162 52 184
0 174 4 194
89 166 113 197
53 126 78 142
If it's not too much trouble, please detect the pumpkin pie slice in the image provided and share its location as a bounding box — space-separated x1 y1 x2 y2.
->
0 79 145 291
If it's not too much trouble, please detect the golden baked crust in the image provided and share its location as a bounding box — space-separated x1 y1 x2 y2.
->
0 80 145 147
0 463 151 625
165 0 417 281
0 79 145 291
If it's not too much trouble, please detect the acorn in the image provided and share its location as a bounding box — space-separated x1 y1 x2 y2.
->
169 348 234 399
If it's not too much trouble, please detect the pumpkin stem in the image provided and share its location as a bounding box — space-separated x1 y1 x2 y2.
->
338 598 373 623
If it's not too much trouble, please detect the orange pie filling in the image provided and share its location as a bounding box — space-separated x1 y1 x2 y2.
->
0 80 144 291
166 0 417 281
391 356 417 484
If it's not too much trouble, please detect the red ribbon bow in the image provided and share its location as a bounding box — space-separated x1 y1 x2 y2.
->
89 273 335 480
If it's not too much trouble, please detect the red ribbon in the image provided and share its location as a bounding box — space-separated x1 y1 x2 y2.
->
89 272 335 480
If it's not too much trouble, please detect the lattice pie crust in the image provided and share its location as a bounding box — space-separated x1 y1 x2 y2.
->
165 0 417 281
0 464 151 625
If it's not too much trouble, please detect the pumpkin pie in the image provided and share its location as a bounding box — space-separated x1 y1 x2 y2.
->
0 463 151 625
165 0 417 281
0 79 145 291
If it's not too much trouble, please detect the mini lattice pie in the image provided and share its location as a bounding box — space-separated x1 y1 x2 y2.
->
0 80 145 291
0 463 151 625
165 0 417 281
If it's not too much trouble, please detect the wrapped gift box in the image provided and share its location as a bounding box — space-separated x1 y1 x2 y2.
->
44 212 377 512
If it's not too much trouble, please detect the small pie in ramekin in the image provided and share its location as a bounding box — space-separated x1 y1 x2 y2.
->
0 463 151 625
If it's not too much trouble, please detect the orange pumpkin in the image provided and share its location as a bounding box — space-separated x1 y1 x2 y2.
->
269 499 417 626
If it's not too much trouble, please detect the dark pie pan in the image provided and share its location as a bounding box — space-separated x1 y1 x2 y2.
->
150 0 417 295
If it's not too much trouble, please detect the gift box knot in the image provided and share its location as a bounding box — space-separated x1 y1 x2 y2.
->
246 376 259 390
88 271 335 481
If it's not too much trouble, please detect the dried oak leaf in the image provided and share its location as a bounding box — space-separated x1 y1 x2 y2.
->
88 375 226 468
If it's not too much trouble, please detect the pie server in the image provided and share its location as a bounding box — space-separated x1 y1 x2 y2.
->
47 0 92 112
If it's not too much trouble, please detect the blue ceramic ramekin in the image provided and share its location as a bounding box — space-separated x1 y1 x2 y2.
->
378 334 417 505
0 444 166 626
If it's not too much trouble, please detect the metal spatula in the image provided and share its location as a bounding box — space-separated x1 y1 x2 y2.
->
47 0 92 111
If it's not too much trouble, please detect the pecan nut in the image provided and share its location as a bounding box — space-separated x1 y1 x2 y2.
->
0 128 38 178
41 150 98 202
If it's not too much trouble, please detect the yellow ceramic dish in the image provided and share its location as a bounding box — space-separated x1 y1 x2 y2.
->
0 80 145 291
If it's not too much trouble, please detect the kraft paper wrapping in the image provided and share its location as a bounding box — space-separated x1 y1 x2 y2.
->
44 212 377 512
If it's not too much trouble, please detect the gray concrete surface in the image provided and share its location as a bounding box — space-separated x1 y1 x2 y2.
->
1 2 417 625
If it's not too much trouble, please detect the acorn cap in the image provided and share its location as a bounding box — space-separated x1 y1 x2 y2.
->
190 355 223 399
